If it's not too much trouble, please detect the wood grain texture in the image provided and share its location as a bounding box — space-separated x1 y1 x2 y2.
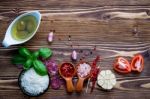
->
0 0 150 99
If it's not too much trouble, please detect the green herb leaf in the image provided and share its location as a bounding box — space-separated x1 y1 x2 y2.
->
19 47 31 58
32 51 39 59
23 59 32 70
33 60 47 76
39 48 52 59
11 55 26 64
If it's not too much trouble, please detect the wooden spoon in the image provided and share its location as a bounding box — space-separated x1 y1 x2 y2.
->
59 62 76 93
76 62 91 92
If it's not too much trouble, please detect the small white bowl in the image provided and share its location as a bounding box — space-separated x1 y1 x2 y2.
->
2 11 41 48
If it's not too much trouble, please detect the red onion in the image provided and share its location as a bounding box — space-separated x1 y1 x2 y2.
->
43 59 62 90
51 76 61 90
44 59 58 76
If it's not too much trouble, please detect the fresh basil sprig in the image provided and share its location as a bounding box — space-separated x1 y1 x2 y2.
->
39 48 52 59
33 60 48 76
12 47 52 76
11 54 26 64
19 47 32 58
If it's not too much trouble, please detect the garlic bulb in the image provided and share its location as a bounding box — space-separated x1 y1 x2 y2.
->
97 70 116 90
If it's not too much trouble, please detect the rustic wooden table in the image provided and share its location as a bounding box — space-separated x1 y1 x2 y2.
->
0 0 150 99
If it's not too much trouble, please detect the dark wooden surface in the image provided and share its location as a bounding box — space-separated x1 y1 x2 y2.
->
0 0 150 99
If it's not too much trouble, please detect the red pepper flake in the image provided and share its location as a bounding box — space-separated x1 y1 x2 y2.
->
60 63 75 77
90 56 100 93
92 56 100 67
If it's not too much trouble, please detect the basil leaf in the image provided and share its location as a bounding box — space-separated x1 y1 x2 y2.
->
32 51 39 59
23 59 32 70
39 48 52 59
11 55 26 64
33 60 47 76
19 47 31 58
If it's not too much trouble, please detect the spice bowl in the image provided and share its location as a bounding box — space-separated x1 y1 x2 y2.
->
59 62 76 93
76 62 91 92
18 68 50 97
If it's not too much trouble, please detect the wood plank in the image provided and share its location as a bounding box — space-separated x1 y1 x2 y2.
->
0 0 150 8
1 6 150 21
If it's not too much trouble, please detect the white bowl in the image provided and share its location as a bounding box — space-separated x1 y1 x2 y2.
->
2 11 41 48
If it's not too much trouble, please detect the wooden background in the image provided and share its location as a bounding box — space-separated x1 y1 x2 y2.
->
0 0 150 99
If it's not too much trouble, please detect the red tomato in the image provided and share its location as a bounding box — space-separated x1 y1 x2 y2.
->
131 54 144 72
113 57 131 73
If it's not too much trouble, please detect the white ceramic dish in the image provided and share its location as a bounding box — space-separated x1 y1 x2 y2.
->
2 11 41 48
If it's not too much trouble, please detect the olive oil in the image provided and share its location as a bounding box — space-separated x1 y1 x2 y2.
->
11 15 37 40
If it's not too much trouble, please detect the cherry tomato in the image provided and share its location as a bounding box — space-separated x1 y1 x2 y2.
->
113 57 131 73
131 54 144 72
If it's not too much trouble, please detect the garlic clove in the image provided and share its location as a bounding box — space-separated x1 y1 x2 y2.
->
48 32 53 43
71 50 77 61
111 79 116 86
98 79 104 86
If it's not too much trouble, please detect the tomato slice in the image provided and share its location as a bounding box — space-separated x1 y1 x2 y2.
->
131 54 144 72
113 57 131 73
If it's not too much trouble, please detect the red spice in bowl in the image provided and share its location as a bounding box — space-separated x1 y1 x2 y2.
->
60 63 75 78
59 62 75 92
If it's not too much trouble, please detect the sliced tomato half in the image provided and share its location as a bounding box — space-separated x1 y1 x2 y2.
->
131 54 144 72
113 57 131 73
